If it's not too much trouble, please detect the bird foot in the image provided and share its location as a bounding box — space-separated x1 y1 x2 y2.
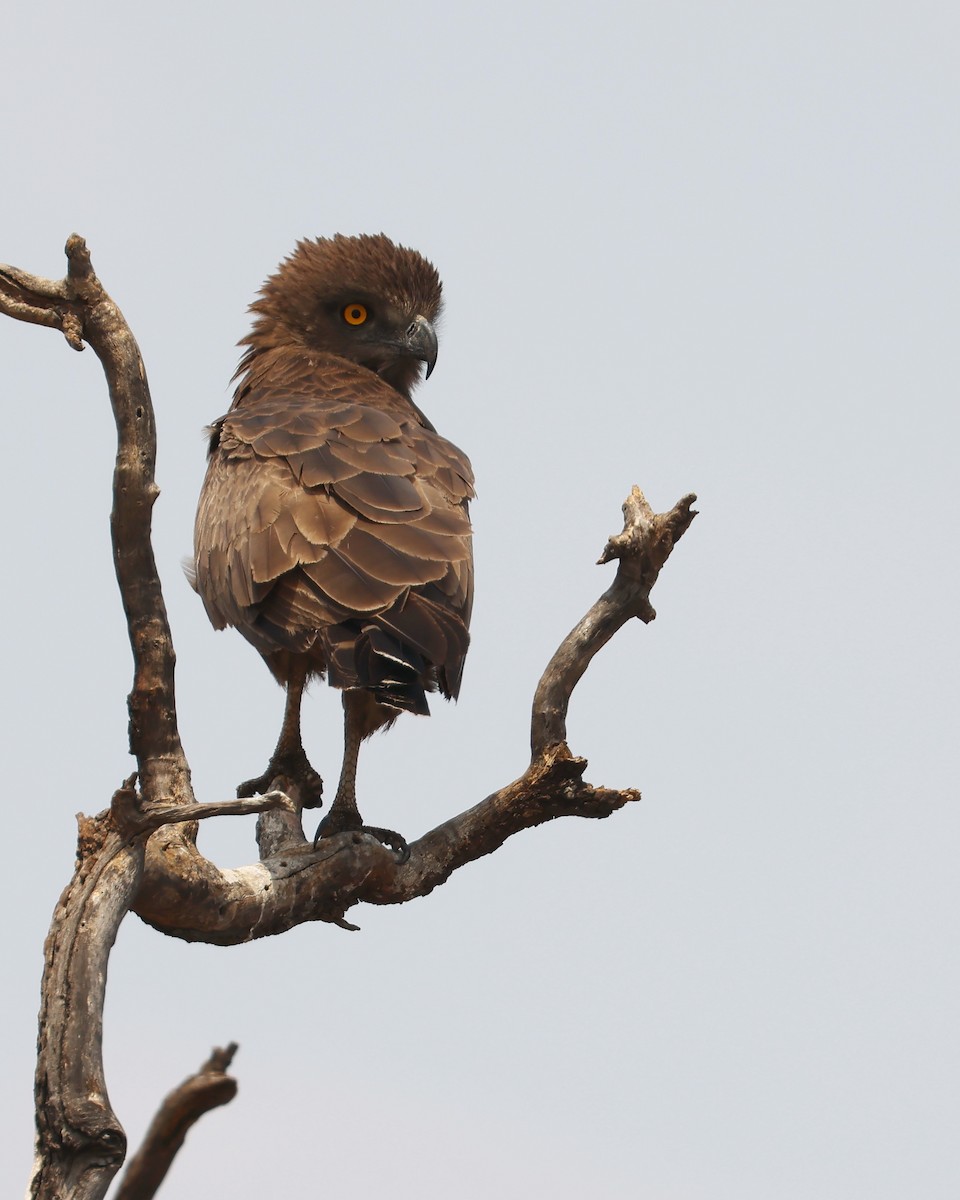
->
238 752 324 809
360 825 410 863
312 812 409 863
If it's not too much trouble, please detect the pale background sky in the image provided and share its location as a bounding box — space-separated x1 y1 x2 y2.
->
2 3 958 1197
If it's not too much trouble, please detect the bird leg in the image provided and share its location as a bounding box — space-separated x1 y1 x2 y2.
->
313 690 408 861
238 662 324 807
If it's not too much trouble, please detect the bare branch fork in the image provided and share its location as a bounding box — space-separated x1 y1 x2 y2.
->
1 239 696 1198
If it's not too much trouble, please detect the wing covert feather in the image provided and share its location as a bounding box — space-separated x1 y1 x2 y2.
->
194 351 474 702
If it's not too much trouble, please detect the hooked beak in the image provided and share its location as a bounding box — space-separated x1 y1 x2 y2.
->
402 314 439 379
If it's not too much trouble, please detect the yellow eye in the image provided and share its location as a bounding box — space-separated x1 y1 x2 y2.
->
342 303 368 326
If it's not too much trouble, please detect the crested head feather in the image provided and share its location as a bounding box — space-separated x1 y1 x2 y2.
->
237 233 443 369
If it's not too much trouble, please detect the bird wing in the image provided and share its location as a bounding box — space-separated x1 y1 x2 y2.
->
194 354 474 700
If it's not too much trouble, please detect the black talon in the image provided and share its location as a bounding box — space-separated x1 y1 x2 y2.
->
363 826 410 863
312 815 409 863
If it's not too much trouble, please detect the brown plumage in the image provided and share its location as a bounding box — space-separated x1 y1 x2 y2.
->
193 234 474 854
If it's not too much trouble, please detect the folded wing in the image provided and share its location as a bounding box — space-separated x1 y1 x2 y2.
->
194 355 474 712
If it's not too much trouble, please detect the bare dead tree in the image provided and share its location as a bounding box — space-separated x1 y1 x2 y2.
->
0 237 696 1199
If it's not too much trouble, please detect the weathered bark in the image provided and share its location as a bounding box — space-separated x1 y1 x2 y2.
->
531 486 697 756
28 812 137 1200
0 237 194 810
2 241 231 1199
1 237 696 1196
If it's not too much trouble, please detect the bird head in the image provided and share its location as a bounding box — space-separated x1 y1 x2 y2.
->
237 233 443 398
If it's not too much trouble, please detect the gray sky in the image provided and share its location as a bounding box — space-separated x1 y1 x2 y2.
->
3 2 958 1196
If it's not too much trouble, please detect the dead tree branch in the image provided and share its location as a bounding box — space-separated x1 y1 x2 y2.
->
2 237 696 1197
113 1045 239 1200
3 239 199 1200
132 485 696 942
0 238 194 810
29 811 138 1200
531 485 698 755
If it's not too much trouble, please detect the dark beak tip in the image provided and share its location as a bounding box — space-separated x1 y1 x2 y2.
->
409 313 438 380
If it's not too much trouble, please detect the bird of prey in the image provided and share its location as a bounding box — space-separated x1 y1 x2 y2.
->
193 234 474 855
